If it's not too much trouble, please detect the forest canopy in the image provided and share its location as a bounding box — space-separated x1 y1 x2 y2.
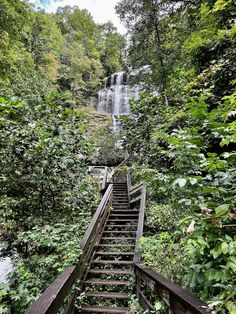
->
0 0 125 104
0 0 236 313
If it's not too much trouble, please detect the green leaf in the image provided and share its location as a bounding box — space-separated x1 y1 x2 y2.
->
214 204 230 217
154 302 163 311
221 242 228 254
189 177 197 185
173 178 187 187
225 301 236 314
178 178 187 187
211 245 222 259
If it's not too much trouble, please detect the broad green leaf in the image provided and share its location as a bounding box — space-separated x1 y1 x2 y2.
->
211 245 222 259
155 302 163 311
178 178 187 187
189 177 197 185
173 178 187 187
226 301 236 314
221 242 228 254
215 204 230 217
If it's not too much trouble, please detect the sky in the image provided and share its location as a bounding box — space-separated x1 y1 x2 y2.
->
29 0 126 34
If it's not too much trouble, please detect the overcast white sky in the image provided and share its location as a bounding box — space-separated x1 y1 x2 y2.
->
30 0 126 34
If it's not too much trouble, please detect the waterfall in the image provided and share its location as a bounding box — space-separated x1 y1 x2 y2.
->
97 71 141 130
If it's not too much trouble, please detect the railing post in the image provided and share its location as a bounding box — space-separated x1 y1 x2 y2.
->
101 166 108 192
134 184 146 263
133 264 209 314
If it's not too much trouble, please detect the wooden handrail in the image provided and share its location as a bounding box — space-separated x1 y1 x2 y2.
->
131 184 209 313
134 264 209 314
25 184 113 314
26 266 78 314
80 184 112 250
26 157 209 314
129 183 143 196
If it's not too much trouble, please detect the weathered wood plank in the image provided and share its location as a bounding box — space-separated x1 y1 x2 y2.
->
134 264 209 314
129 184 143 196
80 184 113 250
136 287 155 311
26 266 78 314
133 185 146 263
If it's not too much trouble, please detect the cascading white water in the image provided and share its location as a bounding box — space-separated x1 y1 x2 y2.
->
97 71 141 131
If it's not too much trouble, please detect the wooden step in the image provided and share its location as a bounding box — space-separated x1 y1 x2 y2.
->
105 224 137 228
85 279 129 286
92 260 133 265
107 220 138 223
109 214 138 218
99 244 135 248
113 197 129 199
113 192 128 195
113 186 127 188
112 208 130 210
85 292 129 299
112 210 138 213
96 251 134 256
81 305 128 313
112 201 129 203
102 231 136 234
101 237 136 240
88 269 133 275
112 207 130 209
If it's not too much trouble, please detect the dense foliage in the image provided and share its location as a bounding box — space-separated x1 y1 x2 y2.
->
0 0 125 103
0 94 101 312
0 0 235 312
0 1 125 312
117 0 236 312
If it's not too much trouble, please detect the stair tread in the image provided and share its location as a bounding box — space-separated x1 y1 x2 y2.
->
112 197 129 199
96 251 134 255
85 291 129 299
101 237 136 240
113 192 128 193
107 220 138 222
110 214 138 216
85 279 129 285
89 269 133 275
81 305 128 313
103 231 136 233
99 244 135 247
105 225 136 228
92 260 133 265
112 210 138 212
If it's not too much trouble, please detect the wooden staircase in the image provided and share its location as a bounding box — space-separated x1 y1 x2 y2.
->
81 182 137 313
26 156 209 314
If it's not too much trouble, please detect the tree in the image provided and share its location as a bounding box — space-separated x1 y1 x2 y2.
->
98 22 125 76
